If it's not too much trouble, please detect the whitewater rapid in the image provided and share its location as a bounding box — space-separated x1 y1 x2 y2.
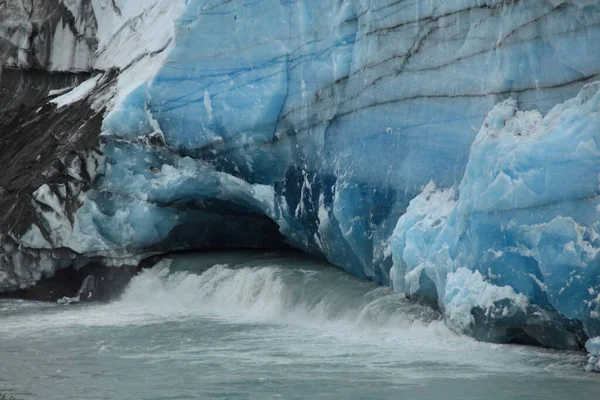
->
0 252 597 399
1 252 445 338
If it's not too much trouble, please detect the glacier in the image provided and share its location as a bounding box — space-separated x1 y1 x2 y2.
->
1 0 600 350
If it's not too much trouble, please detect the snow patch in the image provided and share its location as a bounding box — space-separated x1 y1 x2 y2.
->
51 75 101 108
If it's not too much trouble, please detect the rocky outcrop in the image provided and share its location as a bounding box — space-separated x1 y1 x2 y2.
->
0 0 97 71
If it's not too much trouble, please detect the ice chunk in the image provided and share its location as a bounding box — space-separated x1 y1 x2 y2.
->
587 337 600 356
390 181 456 301
444 268 529 334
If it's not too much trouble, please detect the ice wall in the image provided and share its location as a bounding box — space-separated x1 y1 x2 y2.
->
143 0 600 282
391 83 600 347
2 0 600 348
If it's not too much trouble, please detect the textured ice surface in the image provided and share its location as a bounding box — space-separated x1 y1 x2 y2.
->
140 0 600 284
0 0 183 71
392 82 600 346
3 0 600 348
585 337 600 372
587 337 600 356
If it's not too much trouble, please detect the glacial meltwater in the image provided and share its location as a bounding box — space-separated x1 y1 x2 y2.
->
1 251 598 400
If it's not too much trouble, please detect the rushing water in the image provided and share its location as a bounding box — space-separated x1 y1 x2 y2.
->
0 251 598 399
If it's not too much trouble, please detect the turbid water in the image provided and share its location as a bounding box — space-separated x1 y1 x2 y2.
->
0 251 598 399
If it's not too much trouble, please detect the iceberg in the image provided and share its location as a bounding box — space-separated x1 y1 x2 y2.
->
1 0 600 349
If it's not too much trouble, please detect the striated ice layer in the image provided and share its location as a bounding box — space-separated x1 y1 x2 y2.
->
136 0 600 284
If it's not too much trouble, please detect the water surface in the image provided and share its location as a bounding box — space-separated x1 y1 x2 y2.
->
0 251 597 399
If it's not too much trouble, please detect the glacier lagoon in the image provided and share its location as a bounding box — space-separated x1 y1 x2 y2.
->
1 251 599 400
1 0 600 391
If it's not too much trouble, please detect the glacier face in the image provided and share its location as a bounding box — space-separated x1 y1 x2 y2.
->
147 0 600 283
392 85 600 347
2 0 600 349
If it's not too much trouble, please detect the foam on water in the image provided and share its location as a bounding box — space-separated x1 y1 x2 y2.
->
0 255 446 338
0 252 598 399
122 261 443 330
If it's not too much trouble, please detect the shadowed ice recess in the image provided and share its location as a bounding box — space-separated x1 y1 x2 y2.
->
0 252 598 400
